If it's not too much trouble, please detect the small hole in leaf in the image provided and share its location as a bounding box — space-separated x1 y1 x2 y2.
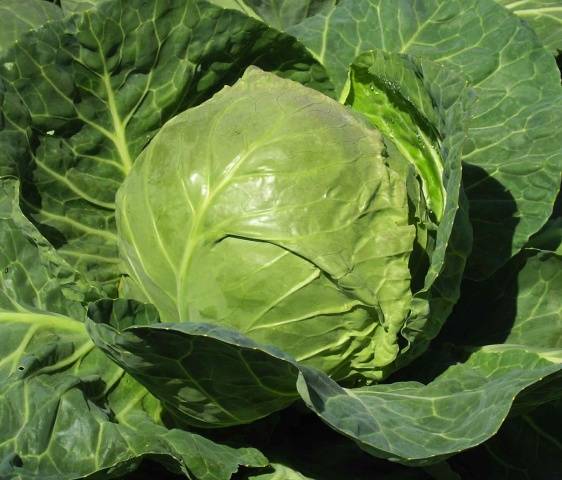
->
12 454 23 467
17 366 24 371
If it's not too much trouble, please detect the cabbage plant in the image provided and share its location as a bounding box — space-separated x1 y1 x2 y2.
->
0 0 560 479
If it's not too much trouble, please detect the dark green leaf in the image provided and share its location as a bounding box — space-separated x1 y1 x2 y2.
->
87 299 300 428
209 0 337 30
450 400 562 479
289 0 562 279
443 221 562 349
297 345 562 465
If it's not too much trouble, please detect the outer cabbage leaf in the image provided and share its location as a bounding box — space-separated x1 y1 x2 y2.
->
289 0 562 279
527 217 562 254
208 0 337 30
60 0 100 14
87 299 300 428
116 67 417 382
1 369 267 480
443 219 562 350
449 399 562 479
205 1 262 20
495 0 562 54
0 0 62 56
87 296 562 466
385 213 562 469
0 178 267 480
344 50 473 372
63 0 339 43
0 0 333 295
296 345 561 465
0 179 99 316
499 250 561 348
233 404 453 480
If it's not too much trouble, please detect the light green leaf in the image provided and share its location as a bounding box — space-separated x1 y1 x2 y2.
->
0 178 267 480
289 0 562 279
247 464 314 479
495 0 562 53
205 0 262 20
0 0 62 56
0 0 333 295
347 50 447 220
343 50 473 373
60 0 99 14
